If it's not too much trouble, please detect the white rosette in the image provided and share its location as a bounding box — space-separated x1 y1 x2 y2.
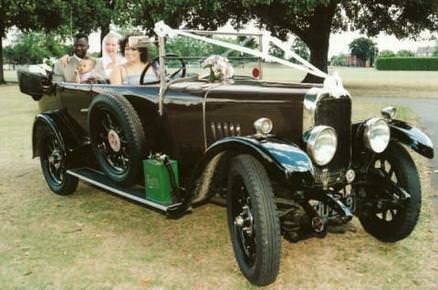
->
202 55 234 81
154 21 176 38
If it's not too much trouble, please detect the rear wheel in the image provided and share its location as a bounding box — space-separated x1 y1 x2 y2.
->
88 94 145 186
227 154 281 286
39 126 78 195
359 142 421 242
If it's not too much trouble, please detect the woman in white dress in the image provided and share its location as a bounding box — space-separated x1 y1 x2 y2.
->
59 31 126 82
94 31 126 80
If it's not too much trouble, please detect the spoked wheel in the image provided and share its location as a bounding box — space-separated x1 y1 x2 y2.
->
230 176 257 265
94 109 129 174
89 94 145 186
359 142 421 242
39 127 78 195
227 154 281 286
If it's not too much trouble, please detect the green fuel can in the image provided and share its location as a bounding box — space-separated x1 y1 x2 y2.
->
143 158 179 205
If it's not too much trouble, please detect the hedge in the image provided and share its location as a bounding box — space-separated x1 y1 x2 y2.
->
375 57 438 71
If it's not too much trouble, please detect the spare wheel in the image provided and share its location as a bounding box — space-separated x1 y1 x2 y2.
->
88 94 146 186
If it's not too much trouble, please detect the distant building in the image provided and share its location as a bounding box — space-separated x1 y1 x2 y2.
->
347 54 369 67
416 46 434 57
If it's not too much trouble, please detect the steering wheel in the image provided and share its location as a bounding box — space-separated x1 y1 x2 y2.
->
140 54 186 85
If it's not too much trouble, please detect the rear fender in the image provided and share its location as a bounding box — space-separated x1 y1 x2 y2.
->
32 112 91 167
33 113 66 158
189 136 315 204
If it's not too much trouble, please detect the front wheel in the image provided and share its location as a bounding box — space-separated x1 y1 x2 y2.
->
359 142 421 242
227 154 281 286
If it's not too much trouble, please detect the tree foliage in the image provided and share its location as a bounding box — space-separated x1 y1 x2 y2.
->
349 37 377 63
128 0 438 82
3 32 70 65
269 46 285 59
166 36 259 63
68 0 128 51
330 53 348 66
396 49 415 57
0 0 130 82
379 50 396 58
0 0 68 82
291 38 310 61
2 0 438 83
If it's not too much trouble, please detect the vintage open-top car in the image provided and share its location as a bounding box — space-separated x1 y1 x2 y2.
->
18 22 434 286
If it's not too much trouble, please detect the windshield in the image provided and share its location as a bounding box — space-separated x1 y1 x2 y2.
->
162 33 312 83
164 34 262 80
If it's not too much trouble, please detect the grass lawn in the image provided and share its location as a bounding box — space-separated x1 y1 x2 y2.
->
186 64 438 99
0 84 437 289
256 65 438 99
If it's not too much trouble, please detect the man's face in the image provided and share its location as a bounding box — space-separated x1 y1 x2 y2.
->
73 37 89 58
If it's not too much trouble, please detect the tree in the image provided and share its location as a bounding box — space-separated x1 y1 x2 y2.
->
291 38 310 61
4 32 69 65
68 1 128 55
0 0 67 83
379 50 396 58
330 53 348 66
141 0 438 82
269 46 285 59
397 49 415 57
434 41 438 57
349 37 377 65
0 0 130 83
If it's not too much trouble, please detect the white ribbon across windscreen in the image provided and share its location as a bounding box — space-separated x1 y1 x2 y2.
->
154 21 347 97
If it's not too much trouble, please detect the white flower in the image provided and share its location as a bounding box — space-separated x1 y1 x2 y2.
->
202 55 234 81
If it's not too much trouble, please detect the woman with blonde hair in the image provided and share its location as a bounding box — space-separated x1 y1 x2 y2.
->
95 31 126 80
59 31 126 82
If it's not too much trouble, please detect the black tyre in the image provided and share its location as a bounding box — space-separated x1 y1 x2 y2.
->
359 142 421 242
39 126 78 195
227 154 281 286
88 94 145 186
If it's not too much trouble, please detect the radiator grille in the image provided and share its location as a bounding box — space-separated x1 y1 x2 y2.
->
315 97 352 173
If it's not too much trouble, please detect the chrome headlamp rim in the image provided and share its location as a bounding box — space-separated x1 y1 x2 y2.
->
306 125 338 166
363 117 390 153
254 117 273 135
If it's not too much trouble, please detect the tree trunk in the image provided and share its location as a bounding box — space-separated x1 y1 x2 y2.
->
300 2 337 83
302 43 329 83
0 35 5 84
100 23 110 57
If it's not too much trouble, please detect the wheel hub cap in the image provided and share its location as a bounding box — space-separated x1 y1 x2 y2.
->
49 150 62 170
235 205 254 236
107 129 121 152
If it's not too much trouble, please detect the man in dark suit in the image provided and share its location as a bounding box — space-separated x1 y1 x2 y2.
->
53 33 91 82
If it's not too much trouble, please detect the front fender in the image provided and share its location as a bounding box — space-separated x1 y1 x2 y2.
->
191 136 315 192
389 119 434 159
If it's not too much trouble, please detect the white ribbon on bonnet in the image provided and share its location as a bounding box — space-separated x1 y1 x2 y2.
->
154 21 347 98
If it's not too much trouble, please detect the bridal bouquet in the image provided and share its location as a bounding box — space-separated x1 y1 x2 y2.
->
202 55 234 82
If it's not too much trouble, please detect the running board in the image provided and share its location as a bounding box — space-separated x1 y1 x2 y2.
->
66 168 183 213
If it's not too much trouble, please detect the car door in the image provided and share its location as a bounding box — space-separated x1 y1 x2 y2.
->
58 83 93 132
